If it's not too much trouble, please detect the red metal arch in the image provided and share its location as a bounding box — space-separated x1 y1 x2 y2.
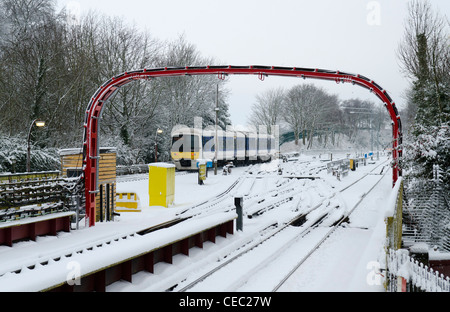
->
82 65 402 226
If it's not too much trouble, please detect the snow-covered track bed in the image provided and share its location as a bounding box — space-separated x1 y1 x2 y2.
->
170 160 390 292
176 165 270 219
270 164 390 291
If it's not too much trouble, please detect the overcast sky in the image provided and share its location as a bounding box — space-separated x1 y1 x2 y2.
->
57 0 449 126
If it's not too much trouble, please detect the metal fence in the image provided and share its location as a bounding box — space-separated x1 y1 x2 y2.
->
387 249 450 292
385 168 450 292
0 171 76 222
326 159 350 180
402 166 450 252
116 164 149 176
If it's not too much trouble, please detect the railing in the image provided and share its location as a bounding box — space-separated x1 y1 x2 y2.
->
385 177 450 291
0 171 60 184
0 171 78 222
385 177 403 251
326 159 350 180
116 164 149 176
384 177 403 291
402 169 450 252
387 249 450 292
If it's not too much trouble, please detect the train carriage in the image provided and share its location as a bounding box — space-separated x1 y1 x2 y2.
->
245 131 258 163
170 126 276 170
234 131 246 164
171 127 201 170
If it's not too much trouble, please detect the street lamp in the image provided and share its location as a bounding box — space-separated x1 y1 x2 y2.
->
27 119 45 172
155 128 163 162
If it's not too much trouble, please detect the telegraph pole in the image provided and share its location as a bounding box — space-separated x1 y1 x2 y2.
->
214 84 219 175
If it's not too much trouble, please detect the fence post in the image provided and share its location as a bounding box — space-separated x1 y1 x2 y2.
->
235 197 243 232
99 184 104 222
397 276 407 292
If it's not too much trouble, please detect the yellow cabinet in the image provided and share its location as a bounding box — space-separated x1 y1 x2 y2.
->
148 163 175 207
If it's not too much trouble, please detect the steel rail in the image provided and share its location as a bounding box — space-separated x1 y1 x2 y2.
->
271 165 389 291
175 161 389 292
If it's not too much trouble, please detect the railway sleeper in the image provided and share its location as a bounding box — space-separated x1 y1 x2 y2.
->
289 214 307 227
330 215 350 227
248 196 294 219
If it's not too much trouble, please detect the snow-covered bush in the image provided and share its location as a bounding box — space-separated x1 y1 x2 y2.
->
0 135 60 173
403 121 450 186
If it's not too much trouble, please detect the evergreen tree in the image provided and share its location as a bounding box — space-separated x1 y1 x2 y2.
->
398 0 449 251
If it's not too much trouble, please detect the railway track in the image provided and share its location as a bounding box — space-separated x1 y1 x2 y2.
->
170 159 389 292
177 164 301 219
271 164 389 291
177 158 335 221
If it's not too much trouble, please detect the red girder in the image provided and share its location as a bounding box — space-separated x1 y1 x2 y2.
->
83 65 402 227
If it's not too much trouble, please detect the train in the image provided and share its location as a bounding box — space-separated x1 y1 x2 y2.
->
171 126 277 170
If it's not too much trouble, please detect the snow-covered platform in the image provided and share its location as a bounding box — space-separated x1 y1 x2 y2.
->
0 211 74 247
0 169 244 291
45 212 235 292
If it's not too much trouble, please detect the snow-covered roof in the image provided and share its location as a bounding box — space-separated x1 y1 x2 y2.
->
59 147 117 156
148 162 175 168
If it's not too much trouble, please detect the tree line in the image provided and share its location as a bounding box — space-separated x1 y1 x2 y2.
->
0 0 230 170
247 84 388 151
397 0 449 186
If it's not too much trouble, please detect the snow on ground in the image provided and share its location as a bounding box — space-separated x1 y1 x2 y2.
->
277 172 391 292
0 151 394 292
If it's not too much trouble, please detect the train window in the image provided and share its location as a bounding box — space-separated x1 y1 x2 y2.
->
258 137 268 151
218 137 224 151
246 137 256 150
236 137 245 150
226 136 233 151
202 136 215 152
171 135 200 152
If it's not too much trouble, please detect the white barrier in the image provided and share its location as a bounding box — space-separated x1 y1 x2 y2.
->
387 249 450 292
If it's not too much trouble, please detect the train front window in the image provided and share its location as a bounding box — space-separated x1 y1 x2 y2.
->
172 135 200 152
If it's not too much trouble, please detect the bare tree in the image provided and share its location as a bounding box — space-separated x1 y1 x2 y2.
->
248 87 285 135
0 1 233 165
306 91 339 149
0 0 65 139
1 0 55 39
98 16 162 147
397 0 449 125
283 84 324 146
158 35 229 129
283 85 305 146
